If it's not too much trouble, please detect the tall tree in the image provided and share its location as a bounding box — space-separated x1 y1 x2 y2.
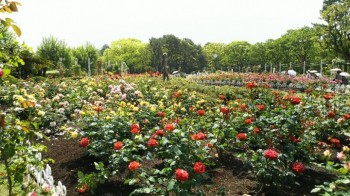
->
102 38 151 73
72 42 99 74
203 42 225 71
149 37 163 71
161 34 182 72
279 27 320 72
319 0 350 70
179 38 206 73
149 35 205 73
37 36 73 70
222 41 251 72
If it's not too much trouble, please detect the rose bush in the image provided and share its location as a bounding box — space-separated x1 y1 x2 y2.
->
1 73 350 195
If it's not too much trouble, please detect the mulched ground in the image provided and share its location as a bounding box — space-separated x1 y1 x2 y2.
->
41 136 336 196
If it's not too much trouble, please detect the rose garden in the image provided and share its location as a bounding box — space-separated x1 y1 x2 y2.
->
0 71 350 195
1 0 350 195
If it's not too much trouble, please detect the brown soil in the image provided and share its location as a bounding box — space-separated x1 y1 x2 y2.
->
42 136 336 196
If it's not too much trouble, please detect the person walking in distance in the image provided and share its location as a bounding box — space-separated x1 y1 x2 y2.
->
162 53 170 81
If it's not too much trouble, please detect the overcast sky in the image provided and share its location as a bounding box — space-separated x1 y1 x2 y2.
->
12 0 324 49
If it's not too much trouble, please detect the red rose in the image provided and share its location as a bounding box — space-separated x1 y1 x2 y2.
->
131 128 140 134
149 71 154 77
264 149 278 160
289 136 301 143
175 169 189 181
291 162 304 173
207 143 214 148
246 81 257 89
324 93 333 100
114 141 123 150
327 111 336 118
157 111 165 118
244 118 252 124
192 132 206 140
155 129 164 136
147 139 158 147
0 68 3 78
130 123 140 134
253 127 260 134
197 109 206 116
317 141 328 149
256 104 266 111
150 133 157 139
131 124 140 130
220 107 230 114
156 71 160 76
128 161 141 171
77 184 88 193
218 95 225 100
173 92 181 98
236 133 247 140
94 105 103 113
164 124 175 131
193 162 206 174
343 114 350 119
240 104 248 111
80 137 89 147
330 137 341 147
290 96 301 105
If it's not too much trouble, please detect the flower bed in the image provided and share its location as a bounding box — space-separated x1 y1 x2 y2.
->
0 75 350 195
190 73 349 93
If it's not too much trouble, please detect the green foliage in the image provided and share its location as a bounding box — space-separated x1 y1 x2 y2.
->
76 162 109 195
36 36 74 70
277 27 321 72
319 0 350 69
71 64 82 76
149 35 207 73
0 1 21 37
72 42 99 74
0 24 25 69
202 42 225 70
102 38 151 73
222 41 251 72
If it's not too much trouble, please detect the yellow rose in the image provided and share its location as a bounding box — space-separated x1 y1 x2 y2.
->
37 110 45 116
150 106 156 112
323 150 331 157
70 131 78 139
17 96 24 103
119 110 125 116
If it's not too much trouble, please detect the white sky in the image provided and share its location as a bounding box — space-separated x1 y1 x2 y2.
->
11 0 324 50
